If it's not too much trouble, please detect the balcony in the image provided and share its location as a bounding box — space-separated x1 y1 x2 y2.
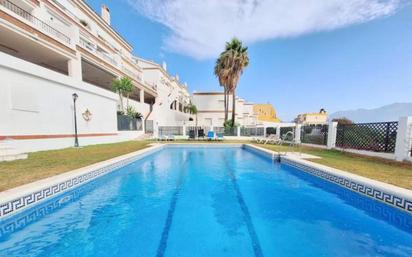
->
0 0 71 44
79 37 118 67
122 65 142 82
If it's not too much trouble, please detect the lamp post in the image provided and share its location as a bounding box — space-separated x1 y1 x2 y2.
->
72 93 79 147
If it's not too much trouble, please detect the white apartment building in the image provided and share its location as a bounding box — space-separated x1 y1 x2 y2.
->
192 92 258 127
136 58 192 127
0 0 190 153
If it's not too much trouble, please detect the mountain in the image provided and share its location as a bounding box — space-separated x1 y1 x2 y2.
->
329 103 412 123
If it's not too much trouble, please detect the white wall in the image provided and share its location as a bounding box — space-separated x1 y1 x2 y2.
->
141 62 192 126
0 52 143 152
192 93 258 127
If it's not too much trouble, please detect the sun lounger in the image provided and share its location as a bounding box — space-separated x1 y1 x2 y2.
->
207 131 216 140
261 134 276 144
217 133 224 141
173 135 189 140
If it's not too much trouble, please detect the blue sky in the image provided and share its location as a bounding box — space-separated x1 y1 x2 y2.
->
87 0 412 121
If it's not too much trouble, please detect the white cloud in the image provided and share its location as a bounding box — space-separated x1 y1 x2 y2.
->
127 0 403 59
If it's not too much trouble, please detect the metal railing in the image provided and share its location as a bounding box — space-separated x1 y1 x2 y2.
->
214 127 237 136
240 127 264 137
158 126 183 136
1 0 71 44
280 127 295 140
300 124 328 145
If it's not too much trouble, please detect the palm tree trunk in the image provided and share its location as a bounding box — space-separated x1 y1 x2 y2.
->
231 90 236 127
119 92 124 112
224 87 228 122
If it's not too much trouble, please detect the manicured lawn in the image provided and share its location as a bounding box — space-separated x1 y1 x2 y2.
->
0 141 151 192
256 144 412 190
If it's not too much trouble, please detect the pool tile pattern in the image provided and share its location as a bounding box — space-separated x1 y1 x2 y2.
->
281 158 412 214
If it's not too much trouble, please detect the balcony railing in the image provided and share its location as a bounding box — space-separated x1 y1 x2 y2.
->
0 0 71 44
122 66 142 81
79 37 118 67
96 50 118 67
79 37 96 52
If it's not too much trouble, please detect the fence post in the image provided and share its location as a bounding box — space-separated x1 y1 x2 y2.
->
295 124 302 143
237 126 241 137
276 126 281 139
394 116 412 161
154 122 159 138
327 121 338 149
183 125 186 136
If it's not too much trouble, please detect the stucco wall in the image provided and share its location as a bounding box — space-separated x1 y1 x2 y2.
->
0 52 144 152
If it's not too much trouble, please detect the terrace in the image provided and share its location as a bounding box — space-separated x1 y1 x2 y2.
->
0 0 71 45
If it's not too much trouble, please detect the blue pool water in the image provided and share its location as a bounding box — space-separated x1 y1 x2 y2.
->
0 146 411 257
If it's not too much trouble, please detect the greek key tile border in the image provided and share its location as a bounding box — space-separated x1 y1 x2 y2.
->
281 158 412 214
0 146 163 219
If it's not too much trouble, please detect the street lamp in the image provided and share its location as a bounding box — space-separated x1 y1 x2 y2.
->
72 93 79 147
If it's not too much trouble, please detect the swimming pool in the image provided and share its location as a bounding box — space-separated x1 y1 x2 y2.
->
0 145 411 257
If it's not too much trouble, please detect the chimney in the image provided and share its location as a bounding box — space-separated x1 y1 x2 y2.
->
101 5 110 25
162 61 167 71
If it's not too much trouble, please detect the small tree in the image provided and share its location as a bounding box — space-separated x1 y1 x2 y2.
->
112 77 134 112
332 117 353 125
186 103 198 137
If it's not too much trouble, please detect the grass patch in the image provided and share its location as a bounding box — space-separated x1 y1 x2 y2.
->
256 144 412 190
0 141 150 192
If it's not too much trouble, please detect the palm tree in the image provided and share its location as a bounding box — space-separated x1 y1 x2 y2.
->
214 38 249 127
187 103 198 137
112 77 134 112
214 57 229 122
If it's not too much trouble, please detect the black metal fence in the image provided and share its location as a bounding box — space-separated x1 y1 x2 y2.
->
117 115 142 131
158 126 183 136
240 127 264 137
280 127 295 140
266 127 277 135
301 124 328 145
185 126 211 134
336 121 398 152
214 127 237 136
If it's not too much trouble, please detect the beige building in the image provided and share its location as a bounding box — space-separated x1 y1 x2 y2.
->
253 104 280 123
296 109 328 124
